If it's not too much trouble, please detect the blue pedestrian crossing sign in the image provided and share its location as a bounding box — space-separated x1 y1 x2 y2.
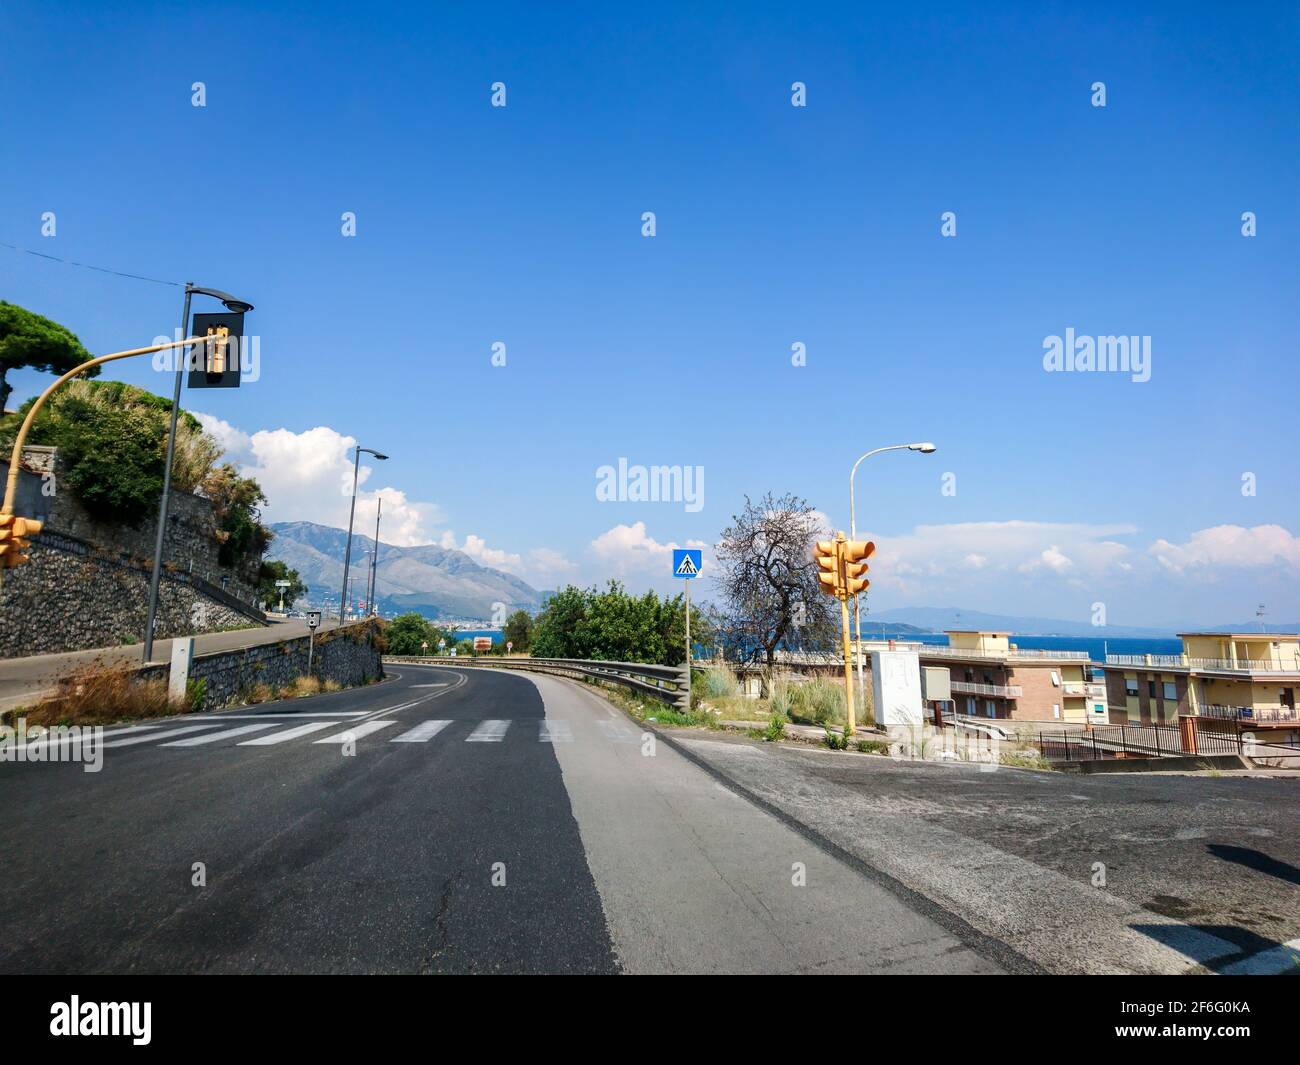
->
672 548 702 578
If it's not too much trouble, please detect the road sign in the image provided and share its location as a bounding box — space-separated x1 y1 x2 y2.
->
672 548 702 578
473 636 492 651
305 610 321 630
274 579 291 588
506 641 513 653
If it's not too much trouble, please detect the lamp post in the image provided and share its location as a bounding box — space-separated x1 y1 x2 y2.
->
143 283 254 664
340 445 387 622
366 495 383 616
848 442 936 707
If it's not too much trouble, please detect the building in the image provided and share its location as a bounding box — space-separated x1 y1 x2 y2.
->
1102 632 1300 743
909 631 1103 724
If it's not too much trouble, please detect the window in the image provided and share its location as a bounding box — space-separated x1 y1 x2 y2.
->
1125 678 1139 697
985 700 996 718
1148 680 1157 698
966 697 976 715
1052 703 1060 719
1162 681 1177 702
1050 670 1060 687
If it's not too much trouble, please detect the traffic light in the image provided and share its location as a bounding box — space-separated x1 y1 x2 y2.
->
814 538 841 597
0 514 42 568
187 311 245 388
840 539 875 596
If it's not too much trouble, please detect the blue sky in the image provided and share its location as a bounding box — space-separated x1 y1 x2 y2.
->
2 2 1297 627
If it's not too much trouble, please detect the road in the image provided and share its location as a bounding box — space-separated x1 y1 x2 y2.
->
0 617 339 712
0 664 1004 974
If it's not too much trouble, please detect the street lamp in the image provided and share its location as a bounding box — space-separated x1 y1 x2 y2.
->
143 282 254 664
340 445 387 622
848 442 936 706
366 495 383 617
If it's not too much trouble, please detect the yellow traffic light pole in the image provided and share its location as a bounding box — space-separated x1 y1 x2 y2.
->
0 337 209 579
814 532 875 739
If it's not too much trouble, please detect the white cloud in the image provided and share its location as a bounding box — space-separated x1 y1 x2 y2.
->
1149 524 1300 575
589 522 708 577
193 415 575 584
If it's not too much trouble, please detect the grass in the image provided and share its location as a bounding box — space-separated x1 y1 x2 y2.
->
585 676 718 729
9 667 184 729
1000 750 1055 771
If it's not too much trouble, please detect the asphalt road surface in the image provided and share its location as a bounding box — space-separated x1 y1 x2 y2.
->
0 664 1003 974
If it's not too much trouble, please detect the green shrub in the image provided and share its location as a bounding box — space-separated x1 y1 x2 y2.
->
791 677 846 724
769 679 793 719
822 727 849 751
856 739 888 754
700 663 740 699
185 678 207 713
763 713 786 742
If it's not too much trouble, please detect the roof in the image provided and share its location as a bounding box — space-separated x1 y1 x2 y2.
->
1177 632 1300 640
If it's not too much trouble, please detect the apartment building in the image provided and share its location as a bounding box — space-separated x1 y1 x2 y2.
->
909 631 1104 724
1102 632 1300 742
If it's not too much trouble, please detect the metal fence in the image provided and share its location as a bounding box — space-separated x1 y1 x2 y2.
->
382 655 690 708
1038 724 1242 762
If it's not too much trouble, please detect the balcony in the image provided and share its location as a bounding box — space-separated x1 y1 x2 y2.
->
950 680 1023 699
921 646 1089 662
1106 653 1300 673
1062 681 1107 697
1199 704 1299 724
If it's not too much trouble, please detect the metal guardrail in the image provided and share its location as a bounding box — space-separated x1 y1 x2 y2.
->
383 655 690 708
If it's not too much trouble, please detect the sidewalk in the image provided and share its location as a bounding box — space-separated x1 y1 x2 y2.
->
0 618 337 712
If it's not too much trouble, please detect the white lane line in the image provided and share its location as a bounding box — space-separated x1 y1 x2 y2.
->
361 671 469 721
160 723 278 747
539 719 573 743
409 683 448 689
187 712 368 720
313 721 397 744
239 721 337 746
391 720 452 743
102 724 224 748
466 719 510 743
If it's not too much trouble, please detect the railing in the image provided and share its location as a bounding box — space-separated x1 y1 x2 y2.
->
1039 724 1242 762
1105 654 1300 673
1199 704 1299 724
920 645 1089 661
383 655 690 708
950 680 1023 698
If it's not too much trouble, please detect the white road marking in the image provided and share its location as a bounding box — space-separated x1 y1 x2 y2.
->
596 719 638 744
391 720 452 743
160 723 278 747
102 724 223 748
239 721 337 745
466 719 510 742
409 683 448 689
7 723 165 754
539 719 573 743
313 721 397 744
188 712 368 720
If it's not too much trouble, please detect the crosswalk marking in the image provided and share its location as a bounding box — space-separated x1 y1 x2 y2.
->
539 719 572 743
466 719 510 743
391 720 452 743
596 719 638 744
102 724 223 748
239 721 337 746
8 722 164 754
160 723 278 747
313 721 398 744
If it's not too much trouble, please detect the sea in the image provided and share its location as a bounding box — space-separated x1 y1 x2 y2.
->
449 629 1181 664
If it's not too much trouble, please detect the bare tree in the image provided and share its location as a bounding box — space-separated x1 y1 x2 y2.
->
713 492 837 687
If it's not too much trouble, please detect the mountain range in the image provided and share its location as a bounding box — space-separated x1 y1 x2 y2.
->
266 521 544 621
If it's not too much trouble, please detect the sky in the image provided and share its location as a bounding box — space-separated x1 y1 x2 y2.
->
2 2 1297 628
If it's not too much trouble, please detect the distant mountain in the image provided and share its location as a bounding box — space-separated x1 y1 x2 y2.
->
267 521 543 621
866 606 1177 638
1209 622 1300 635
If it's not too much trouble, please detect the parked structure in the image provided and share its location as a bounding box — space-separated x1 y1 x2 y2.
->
911 631 1101 724
1102 632 1300 744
